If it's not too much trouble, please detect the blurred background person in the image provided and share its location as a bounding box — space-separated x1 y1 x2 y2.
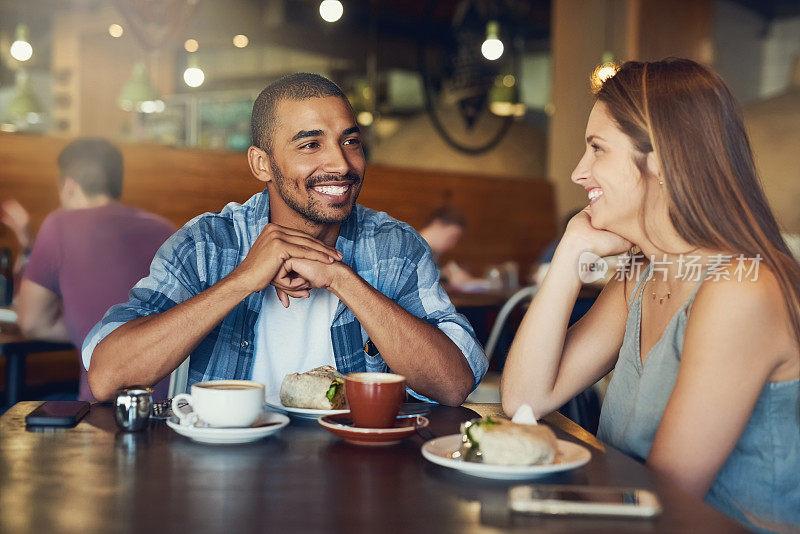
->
0 199 33 284
419 206 478 287
1 138 175 402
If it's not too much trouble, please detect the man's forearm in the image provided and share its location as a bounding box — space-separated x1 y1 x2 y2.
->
16 280 71 343
329 268 473 406
18 305 71 343
89 272 253 400
22 317 71 343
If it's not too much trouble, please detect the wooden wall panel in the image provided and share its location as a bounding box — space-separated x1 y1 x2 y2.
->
359 165 557 276
0 133 557 278
637 0 714 64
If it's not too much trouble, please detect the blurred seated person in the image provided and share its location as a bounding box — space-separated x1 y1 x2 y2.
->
419 207 478 287
0 138 175 401
0 199 33 281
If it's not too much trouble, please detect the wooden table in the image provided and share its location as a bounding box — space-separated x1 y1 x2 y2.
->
0 402 746 533
0 323 74 408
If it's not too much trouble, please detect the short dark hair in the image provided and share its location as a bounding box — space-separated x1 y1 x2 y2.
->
57 138 123 199
250 72 348 153
426 207 466 228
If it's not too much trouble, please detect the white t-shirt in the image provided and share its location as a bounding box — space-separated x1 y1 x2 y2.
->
251 287 340 398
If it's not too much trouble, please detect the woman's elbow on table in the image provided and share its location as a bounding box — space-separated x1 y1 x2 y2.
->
500 378 555 419
501 393 545 419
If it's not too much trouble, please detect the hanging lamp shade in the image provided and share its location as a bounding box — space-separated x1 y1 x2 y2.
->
5 70 43 126
486 20 500 41
10 23 33 62
118 62 159 111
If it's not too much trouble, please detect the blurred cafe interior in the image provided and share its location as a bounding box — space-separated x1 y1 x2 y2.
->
1 0 800 532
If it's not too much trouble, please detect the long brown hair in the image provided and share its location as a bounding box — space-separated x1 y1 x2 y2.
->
596 58 800 346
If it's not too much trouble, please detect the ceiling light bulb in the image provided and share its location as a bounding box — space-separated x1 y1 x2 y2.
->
357 111 373 126
184 39 199 53
10 41 32 62
481 39 504 61
319 0 343 23
183 67 205 88
233 34 249 48
109 24 124 38
139 100 158 114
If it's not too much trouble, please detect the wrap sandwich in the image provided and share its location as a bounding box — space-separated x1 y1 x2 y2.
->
279 365 347 410
460 417 558 466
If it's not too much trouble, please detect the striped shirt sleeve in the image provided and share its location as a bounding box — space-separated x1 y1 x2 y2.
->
381 227 488 401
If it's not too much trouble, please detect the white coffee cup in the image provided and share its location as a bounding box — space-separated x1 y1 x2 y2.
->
172 380 265 428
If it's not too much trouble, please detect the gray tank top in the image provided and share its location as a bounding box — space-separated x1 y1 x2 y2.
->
597 263 800 532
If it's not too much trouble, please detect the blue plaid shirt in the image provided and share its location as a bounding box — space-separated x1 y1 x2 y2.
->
82 189 487 401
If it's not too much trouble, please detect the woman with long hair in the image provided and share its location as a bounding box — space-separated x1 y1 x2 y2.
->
501 58 800 531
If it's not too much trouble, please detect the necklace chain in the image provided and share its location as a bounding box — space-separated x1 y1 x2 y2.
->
649 277 671 304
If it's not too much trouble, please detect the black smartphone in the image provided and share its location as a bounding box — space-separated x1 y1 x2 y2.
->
25 401 90 428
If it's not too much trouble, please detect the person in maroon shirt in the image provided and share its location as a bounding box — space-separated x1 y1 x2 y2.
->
1 138 175 401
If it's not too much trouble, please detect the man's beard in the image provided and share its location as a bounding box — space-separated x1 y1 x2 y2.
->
270 161 361 225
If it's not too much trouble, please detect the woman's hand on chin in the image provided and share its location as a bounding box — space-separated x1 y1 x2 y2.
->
562 209 632 258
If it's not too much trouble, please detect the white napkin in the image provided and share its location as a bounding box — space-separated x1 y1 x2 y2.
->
511 403 538 425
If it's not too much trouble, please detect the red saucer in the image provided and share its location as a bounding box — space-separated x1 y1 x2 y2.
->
318 412 429 446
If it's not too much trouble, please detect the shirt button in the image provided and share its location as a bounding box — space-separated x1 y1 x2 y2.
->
240 340 250 348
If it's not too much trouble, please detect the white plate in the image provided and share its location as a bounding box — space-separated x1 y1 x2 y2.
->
421 434 591 480
166 411 290 444
0 308 18 323
264 393 348 420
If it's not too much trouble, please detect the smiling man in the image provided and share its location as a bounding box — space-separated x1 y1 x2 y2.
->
83 73 487 406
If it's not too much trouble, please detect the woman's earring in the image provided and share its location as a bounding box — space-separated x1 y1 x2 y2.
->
658 179 664 186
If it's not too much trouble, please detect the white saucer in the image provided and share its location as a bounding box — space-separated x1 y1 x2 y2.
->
166 411 290 444
265 393 348 420
421 434 591 480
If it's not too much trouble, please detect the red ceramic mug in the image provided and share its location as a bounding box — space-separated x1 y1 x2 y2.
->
344 372 406 428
